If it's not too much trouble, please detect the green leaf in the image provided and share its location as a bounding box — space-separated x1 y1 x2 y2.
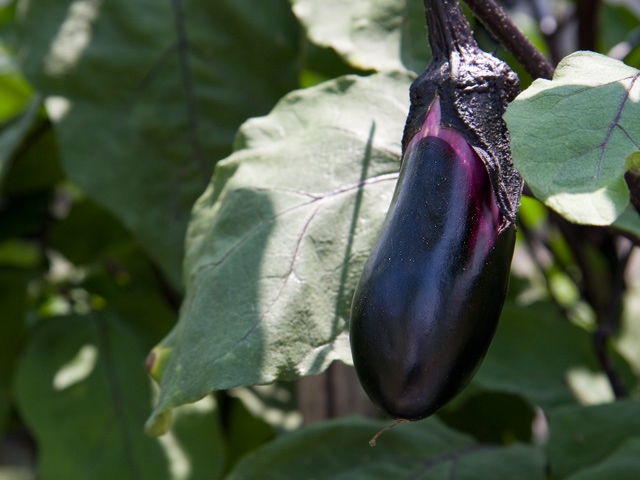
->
505 51 640 225
13 314 225 479
547 400 640 479
473 302 604 407
226 416 545 480
16 0 302 288
0 45 33 122
0 267 29 432
611 207 640 240
147 72 413 432
48 198 131 265
291 0 430 73
0 94 42 188
566 438 640 480
438 391 535 444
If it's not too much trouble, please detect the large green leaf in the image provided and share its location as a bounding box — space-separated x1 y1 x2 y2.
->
291 0 430 73
16 0 302 288
146 72 413 432
505 51 640 225
547 400 640 479
226 416 545 479
13 314 225 480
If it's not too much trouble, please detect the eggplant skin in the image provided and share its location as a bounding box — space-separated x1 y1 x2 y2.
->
349 134 516 421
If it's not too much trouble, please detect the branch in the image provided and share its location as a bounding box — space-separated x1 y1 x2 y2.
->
462 0 555 80
594 240 633 399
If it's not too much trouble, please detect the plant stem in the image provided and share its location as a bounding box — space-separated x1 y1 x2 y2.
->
594 240 633 399
577 0 600 52
462 0 555 79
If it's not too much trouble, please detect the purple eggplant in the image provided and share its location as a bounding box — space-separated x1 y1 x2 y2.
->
349 0 522 421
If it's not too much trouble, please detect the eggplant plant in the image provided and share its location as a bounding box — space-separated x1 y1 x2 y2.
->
349 0 523 421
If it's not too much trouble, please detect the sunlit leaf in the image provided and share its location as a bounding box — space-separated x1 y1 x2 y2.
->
146 72 413 432
291 0 429 73
506 51 640 225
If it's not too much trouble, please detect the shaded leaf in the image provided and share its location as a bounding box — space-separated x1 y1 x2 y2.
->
13 314 225 479
0 268 30 432
0 189 52 242
505 51 640 225
48 198 131 265
565 437 640 480
473 302 608 407
438 391 535 444
16 0 302 288
611 207 640 241
547 400 640 479
226 416 545 480
147 72 413 432
0 94 41 188
2 119 63 195
291 0 430 73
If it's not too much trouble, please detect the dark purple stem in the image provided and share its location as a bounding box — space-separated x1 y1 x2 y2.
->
423 0 478 58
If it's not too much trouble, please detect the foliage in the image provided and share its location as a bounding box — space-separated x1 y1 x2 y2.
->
1 0 639 479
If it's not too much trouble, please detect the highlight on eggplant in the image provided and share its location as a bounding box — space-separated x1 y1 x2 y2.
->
349 0 523 423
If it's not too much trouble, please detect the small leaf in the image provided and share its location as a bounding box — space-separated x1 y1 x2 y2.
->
506 51 640 225
147 72 413 432
291 0 430 73
547 400 640 479
226 416 545 480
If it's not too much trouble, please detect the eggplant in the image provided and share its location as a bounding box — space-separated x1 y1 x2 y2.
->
349 0 523 421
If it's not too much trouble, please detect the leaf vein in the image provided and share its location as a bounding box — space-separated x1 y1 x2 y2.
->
595 72 640 183
171 0 209 185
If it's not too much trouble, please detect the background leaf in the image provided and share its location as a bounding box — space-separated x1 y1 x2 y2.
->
547 400 640 479
226 416 545 480
291 0 430 73
471 301 635 407
13 314 226 480
564 438 640 480
147 72 413 431
0 267 30 432
16 0 302 288
506 51 640 225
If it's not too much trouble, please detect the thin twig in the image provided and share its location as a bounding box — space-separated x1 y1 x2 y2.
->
462 0 555 79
